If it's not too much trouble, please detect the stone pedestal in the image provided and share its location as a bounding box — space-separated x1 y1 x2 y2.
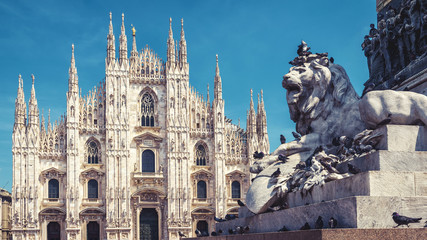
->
185 228 427 240
216 125 427 234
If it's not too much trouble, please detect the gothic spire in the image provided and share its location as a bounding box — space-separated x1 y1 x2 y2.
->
119 13 128 64
40 109 46 134
14 74 27 128
130 24 138 69
214 54 222 100
207 83 210 105
247 89 257 135
107 12 116 65
28 74 39 127
179 18 187 63
68 44 79 95
167 18 175 65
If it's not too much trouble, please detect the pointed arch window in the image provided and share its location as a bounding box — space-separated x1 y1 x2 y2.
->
197 180 207 199
87 140 100 164
141 93 155 127
195 145 207 166
48 179 59 199
88 179 98 199
142 150 155 172
231 181 241 199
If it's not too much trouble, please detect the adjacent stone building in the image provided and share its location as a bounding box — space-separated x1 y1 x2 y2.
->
0 189 12 240
11 13 269 240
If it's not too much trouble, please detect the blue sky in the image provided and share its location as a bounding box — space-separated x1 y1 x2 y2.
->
0 0 377 191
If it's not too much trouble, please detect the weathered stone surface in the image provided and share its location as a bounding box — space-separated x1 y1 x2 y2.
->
216 196 427 234
246 153 303 214
337 150 427 173
375 125 427 151
286 171 425 208
238 206 255 218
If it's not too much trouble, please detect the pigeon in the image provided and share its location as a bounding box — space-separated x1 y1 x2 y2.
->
424 221 427 228
228 228 235 235
300 222 311 230
280 134 286 144
295 162 306 170
305 156 313 168
292 131 301 141
343 136 353 149
236 226 249 234
214 216 226 222
201 231 209 237
392 212 422 228
329 217 338 228
225 214 237 221
315 216 324 229
237 200 245 207
278 154 288 162
278 225 290 232
320 160 339 174
332 137 340 146
348 163 361 174
218 229 223 234
253 151 265 159
297 40 311 56
271 168 281 178
195 229 202 237
178 231 186 237
211 231 217 236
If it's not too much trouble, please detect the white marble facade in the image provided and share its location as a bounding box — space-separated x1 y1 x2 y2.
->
11 13 269 240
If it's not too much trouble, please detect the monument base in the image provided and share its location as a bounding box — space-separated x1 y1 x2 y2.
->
185 228 426 240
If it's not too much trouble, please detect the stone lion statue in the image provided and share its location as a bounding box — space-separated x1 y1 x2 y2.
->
246 46 427 214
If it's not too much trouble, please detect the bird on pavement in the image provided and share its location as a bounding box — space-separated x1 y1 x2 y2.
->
211 231 217 236
228 228 236 235
292 131 301 141
178 231 186 237
195 229 202 237
300 222 311 230
271 168 281 178
280 134 286 144
237 200 245 207
329 217 338 228
392 212 422 228
315 216 324 229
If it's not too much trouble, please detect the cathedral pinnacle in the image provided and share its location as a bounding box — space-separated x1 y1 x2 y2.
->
107 12 116 64
14 74 26 128
214 54 222 100
215 54 220 76
69 44 79 94
119 13 128 63
28 74 39 127
181 18 185 40
167 18 176 64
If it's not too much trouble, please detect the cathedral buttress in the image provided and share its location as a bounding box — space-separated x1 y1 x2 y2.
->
213 55 226 216
66 44 81 232
104 13 131 234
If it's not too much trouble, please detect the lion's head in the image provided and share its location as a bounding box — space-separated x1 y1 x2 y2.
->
282 55 359 135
